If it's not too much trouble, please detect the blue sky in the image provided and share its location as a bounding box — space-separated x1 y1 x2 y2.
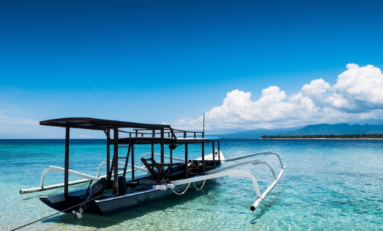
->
1 0 383 138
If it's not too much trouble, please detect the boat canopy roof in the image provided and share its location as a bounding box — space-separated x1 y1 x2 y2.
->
40 117 171 130
40 117 222 143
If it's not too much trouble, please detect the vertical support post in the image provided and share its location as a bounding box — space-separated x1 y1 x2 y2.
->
131 142 135 179
64 126 70 203
169 142 173 174
201 128 205 174
184 132 188 178
202 142 205 173
113 127 119 196
212 142 216 168
218 141 220 162
161 128 164 164
123 142 131 177
185 143 188 178
170 148 173 166
106 129 111 182
152 130 155 159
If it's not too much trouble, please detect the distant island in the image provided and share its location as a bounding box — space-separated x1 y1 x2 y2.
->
214 123 383 139
261 133 383 139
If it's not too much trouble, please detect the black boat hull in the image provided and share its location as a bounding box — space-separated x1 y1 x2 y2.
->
40 181 205 216
96 183 192 216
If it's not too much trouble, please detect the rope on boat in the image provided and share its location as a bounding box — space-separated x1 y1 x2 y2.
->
193 180 206 191
10 194 104 231
171 180 206 195
171 183 191 195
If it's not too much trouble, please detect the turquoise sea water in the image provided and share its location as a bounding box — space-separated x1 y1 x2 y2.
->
1 139 383 230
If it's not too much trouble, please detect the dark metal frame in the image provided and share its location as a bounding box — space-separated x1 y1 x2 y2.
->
41 117 223 202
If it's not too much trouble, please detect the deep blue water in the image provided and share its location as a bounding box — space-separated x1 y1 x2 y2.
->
1 139 383 230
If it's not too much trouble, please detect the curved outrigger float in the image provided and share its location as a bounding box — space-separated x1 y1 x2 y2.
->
20 118 286 217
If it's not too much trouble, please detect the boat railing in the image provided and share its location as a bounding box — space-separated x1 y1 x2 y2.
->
118 128 204 139
118 129 176 138
172 129 204 139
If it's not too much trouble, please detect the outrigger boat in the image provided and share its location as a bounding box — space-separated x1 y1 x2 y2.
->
20 118 286 217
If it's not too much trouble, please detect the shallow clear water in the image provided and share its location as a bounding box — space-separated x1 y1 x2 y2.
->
1 139 383 230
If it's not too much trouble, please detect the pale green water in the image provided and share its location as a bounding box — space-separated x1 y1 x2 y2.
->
1 139 383 230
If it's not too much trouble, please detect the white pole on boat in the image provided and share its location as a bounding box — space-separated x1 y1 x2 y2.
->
250 166 286 211
203 114 205 136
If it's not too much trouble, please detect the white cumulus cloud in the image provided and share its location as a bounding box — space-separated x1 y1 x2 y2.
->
174 64 383 132
333 64 383 110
